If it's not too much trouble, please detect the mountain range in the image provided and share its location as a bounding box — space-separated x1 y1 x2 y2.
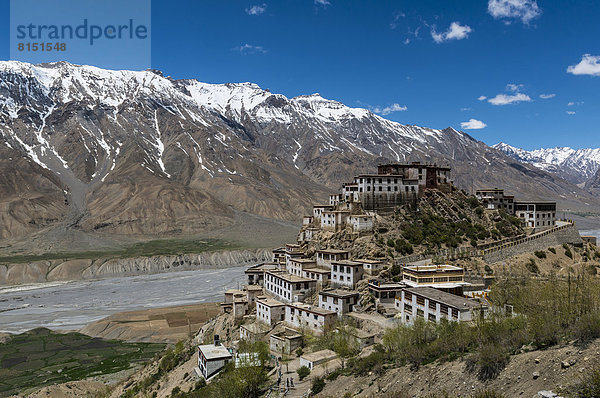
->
0 61 598 252
493 142 600 188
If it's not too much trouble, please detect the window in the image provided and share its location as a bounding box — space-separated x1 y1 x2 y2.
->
429 300 436 311
428 313 437 322
452 308 459 319
416 296 425 306
404 291 412 301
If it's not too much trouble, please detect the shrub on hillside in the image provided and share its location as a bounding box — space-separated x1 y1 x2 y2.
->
311 377 325 395
566 363 600 398
297 366 310 381
548 247 556 254
534 250 547 259
526 258 539 274
465 343 509 381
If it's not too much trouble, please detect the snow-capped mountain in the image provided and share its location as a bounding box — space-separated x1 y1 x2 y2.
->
493 142 600 186
0 61 598 246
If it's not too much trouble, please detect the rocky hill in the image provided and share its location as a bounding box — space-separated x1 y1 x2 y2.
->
302 189 524 263
586 168 600 196
1 61 599 252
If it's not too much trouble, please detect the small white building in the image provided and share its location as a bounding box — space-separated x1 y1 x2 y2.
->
331 260 364 289
284 244 305 268
287 258 316 277
239 322 271 342
349 214 374 232
302 215 314 225
198 343 233 380
329 194 341 206
321 210 350 232
256 295 286 326
284 302 337 334
264 270 317 303
357 258 385 275
302 267 331 285
396 287 485 325
316 249 349 269
300 349 337 370
475 188 515 213
514 201 557 230
318 289 359 318
402 264 467 296
270 328 303 354
342 183 360 203
313 205 335 222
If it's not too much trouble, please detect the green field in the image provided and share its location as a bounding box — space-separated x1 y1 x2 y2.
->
0 328 165 397
0 238 240 265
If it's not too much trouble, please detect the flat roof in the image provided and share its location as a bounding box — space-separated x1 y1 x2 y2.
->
403 287 482 310
354 174 420 181
304 267 331 274
290 258 317 264
356 258 385 264
368 281 405 290
301 349 337 363
245 263 279 273
319 289 359 298
241 322 271 334
271 329 302 340
514 201 557 205
317 249 349 255
403 264 463 273
331 260 363 266
265 270 314 283
256 295 285 307
198 344 233 360
378 163 451 170
403 281 469 289
289 302 337 317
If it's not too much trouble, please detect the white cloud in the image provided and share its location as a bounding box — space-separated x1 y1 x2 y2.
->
460 107 472 111
461 119 487 130
478 96 487 101
431 22 472 43
566 111 576 115
373 103 408 115
488 93 532 105
314 0 330 5
390 11 405 29
487 0 541 24
567 101 583 106
245 4 267 15
567 54 600 76
234 44 267 54
506 83 524 92
539 93 555 99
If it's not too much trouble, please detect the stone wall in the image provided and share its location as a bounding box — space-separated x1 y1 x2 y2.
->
483 225 582 264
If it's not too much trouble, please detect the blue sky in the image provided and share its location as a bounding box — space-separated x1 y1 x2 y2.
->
1 0 598 150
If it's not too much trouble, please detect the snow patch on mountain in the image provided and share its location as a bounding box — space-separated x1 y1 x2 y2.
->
493 142 600 184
